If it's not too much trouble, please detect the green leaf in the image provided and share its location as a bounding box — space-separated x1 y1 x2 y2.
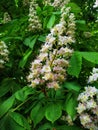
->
64 94 78 119
0 78 13 97
45 102 62 123
38 123 52 130
0 96 15 118
0 115 7 130
15 86 34 101
68 52 98 77
47 15 56 29
24 35 38 49
1 80 20 94
63 82 81 92
56 125 84 130
67 2 81 14
15 89 26 101
30 102 45 127
81 52 98 64
14 0 19 7
67 52 82 78
10 112 30 130
38 35 46 42
19 48 32 68
0 115 24 130
76 20 87 31
36 6 42 15
2 36 22 41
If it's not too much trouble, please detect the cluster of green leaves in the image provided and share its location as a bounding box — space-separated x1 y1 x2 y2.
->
0 79 82 130
0 0 98 130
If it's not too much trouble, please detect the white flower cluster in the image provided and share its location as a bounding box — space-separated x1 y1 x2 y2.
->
61 115 74 125
77 86 98 130
88 68 98 83
27 6 76 90
94 0 98 8
0 41 9 68
28 0 42 32
43 0 70 8
3 12 11 24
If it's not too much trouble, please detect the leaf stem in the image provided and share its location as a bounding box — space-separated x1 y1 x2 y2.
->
11 96 33 112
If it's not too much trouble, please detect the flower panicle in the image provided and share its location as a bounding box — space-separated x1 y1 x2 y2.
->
76 86 98 130
52 0 70 8
28 0 42 32
0 41 9 68
27 6 76 90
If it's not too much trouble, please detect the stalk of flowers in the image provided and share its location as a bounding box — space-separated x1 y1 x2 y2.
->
28 0 42 32
76 86 98 130
27 6 76 90
3 12 11 24
43 0 70 9
0 41 9 68
88 67 98 83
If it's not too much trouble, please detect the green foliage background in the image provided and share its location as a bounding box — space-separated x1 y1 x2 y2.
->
0 0 98 130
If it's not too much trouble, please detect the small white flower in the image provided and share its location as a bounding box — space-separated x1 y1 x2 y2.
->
86 99 97 109
42 73 54 80
77 103 86 114
38 53 48 61
80 114 92 126
85 86 97 97
65 115 73 125
41 65 51 73
77 92 89 102
40 44 50 53
93 68 98 73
